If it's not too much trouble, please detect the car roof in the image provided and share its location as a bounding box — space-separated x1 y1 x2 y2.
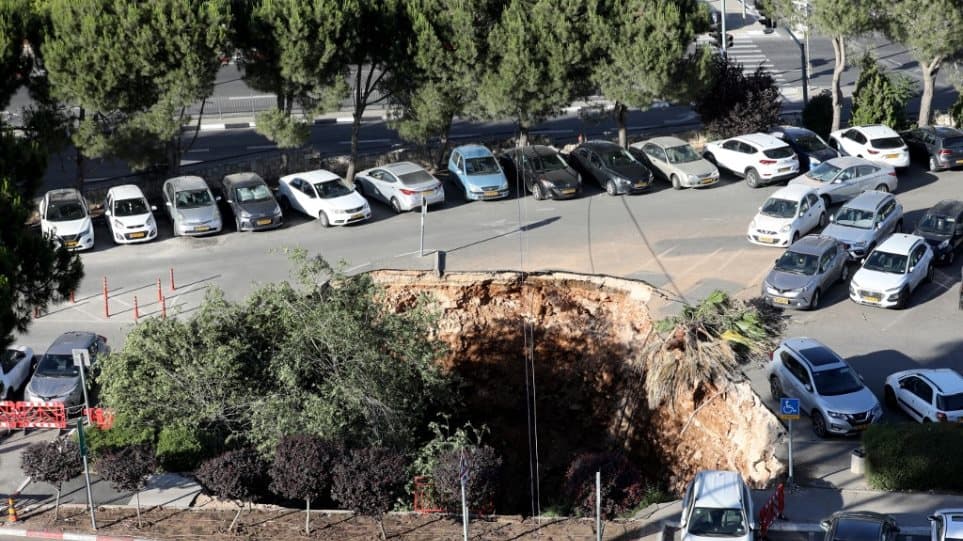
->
930 126 963 139
843 190 891 211
933 509 963 539
166 175 209 190
928 199 963 217
222 172 266 187
826 156 875 169
770 184 815 201
636 136 688 148
853 125 900 138
875 233 924 255
380 161 425 175
582 140 622 151
690 470 745 508
770 126 818 140
106 184 145 200
46 188 83 202
733 132 788 149
512 145 560 157
781 337 845 369
910 369 963 395
453 144 496 159
282 169 341 184
789 235 839 255
47 331 98 354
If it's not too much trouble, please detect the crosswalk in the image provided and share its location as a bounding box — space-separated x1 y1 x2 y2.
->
725 38 787 85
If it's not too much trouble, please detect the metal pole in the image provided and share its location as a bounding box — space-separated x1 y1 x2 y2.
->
721 0 728 58
595 471 602 541
461 477 468 541
788 418 794 485
78 360 91 425
82 454 96 530
742 0 747 19
419 196 426 257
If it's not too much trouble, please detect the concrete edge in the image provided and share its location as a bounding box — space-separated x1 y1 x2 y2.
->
659 520 929 537
0 527 157 541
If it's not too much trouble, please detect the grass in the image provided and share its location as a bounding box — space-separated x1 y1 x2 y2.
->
862 422 963 491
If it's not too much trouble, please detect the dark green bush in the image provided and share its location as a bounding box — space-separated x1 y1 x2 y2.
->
951 93 963 129
862 422 963 491
156 424 209 472
430 445 502 513
82 413 155 459
563 451 645 519
802 90 833 139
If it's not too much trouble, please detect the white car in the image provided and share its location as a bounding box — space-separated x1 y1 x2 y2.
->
929 509 963 541
278 169 371 227
39 188 95 251
355 162 446 213
679 470 755 541
850 233 934 309
1 346 34 400
885 369 963 423
747 184 827 247
703 133 799 188
788 156 897 207
104 184 158 244
828 125 910 169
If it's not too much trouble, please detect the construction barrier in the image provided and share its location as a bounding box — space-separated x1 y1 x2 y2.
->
757 483 786 539
83 407 115 430
0 401 67 429
413 476 443 514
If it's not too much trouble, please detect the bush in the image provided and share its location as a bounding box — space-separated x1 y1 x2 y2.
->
331 447 408 540
694 55 782 139
951 93 963 128
802 90 833 139
563 451 645 519
850 54 917 131
269 435 342 533
95 444 157 526
195 448 269 503
83 413 155 459
21 439 84 520
156 424 209 472
863 422 963 491
430 445 502 513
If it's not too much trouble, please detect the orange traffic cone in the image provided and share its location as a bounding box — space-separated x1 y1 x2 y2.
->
7 496 18 523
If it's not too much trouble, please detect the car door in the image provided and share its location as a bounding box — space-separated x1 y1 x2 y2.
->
953 212 963 251
717 140 743 172
796 193 816 233
841 129 866 156
587 151 607 187
569 148 592 180
299 180 323 217
520 154 537 192
806 193 824 232
816 246 841 290
897 376 928 421
779 352 815 413
163 183 175 220
907 243 928 289
643 143 670 179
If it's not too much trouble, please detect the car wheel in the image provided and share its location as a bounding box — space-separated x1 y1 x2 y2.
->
745 168 760 188
884 385 897 408
874 184 889 193
809 288 821 310
926 264 934 283
319 211 330 228
812 411 828 438
895 287 909 309
671 174 682 190
235 216 242 232
533 183 545 201
839 264 850 283
948 251 956 265
390 197 403 214
769 377 783 401
895 219 903 233
278 195 291 212
929 156 939 172
818 212 827 228
605 180 617 196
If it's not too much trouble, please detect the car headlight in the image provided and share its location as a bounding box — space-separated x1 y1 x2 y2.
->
273 206 282 217
177 212 185 222
147 215 156 227
884 285 903 294
113 219 123 230
940 239 950 249
749 219 757 230
780 224 791 233
826 410 845 419
687 174 699 183
577 173 582 183
871 404 883 418
612 175 629 184
240 210 252 219
851 240 867 248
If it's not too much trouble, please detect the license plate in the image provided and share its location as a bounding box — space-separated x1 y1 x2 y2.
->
421 189 435 195
853 423 870 431
561 188 576 194
863 295 880 303
778 167 790 172
65 241 78 248
350 213 365 220
885 153 898 158
634 182 648 188
194 225 210 232
758 235 775 243
256 218 271 226
483 190 499 196
701 178 715 185
773 297 790 305
129 232 146 239
956 159 963 164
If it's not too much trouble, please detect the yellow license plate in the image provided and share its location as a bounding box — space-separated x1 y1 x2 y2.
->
885 153 898 158
854 424 870 431
863 295 880 303
758 236 775 243
561 188 576 194
130 232 146 238
634 182 648 188
773 297 790 305
350 213 365 220
421 189 434 195
483 190 499 196
701 178 715 184
65 241 78 248
956 159 963 164
779 167 790 172
256 218 271 226
194 225 210 232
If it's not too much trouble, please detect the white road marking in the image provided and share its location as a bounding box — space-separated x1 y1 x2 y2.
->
228 95 275 100
658 245 676 258
338 138 392 145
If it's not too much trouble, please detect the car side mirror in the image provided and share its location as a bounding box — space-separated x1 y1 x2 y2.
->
804 383 813 393
875 222 882 230
215 196 222 202
104 210 111 217
829 214 835 222
929 515 939 522
820 520 831 531
832 179 842 184
165 201 172 206
150 205 157 211
226 199 233 204
908 266 915 273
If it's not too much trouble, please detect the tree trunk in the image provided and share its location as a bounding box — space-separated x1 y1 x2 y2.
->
74 107 85 191
54 487 61 521
517 121 529 147
135 491 141 528
615 102 628 148
228 504 243 532
918 57 942 127
378 516 387 540
305 497 310 534
346 64 367 184
434 111 455 169
830 35 846 132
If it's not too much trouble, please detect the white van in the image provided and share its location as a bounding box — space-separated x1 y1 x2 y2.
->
680 470 756 541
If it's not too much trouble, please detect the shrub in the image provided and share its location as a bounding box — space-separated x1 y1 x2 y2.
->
563 451 645 520
331 447 408 540
83 413 155 459
95 444 157 526
850 53 917 131
951 93 963 129
694 55 782 139
156 424 208 472
20 439 83 520
863 422 963 491
269 435 342 534
195 448 269 532
430 445 502 513
802 90 833 139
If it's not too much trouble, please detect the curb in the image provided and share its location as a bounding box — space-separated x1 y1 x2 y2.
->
0 528 157 541
181 115 387 132
661 520 930 537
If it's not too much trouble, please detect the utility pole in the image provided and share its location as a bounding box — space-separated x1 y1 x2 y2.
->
784 25 809 105
721 0 728 58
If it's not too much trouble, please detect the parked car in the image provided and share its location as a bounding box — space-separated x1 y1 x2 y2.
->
679 470 755 541
912 199 963 265
355 162 445 213
103 184 157 244
828 125 910 169
278 169 370 226
900 125 963 171
821 191 903 260
769 337 883 438
929 509 963 541
761 235 849 310
39 188 95 251
222 172 283 231
820 512 899 541
630 136 719 189
498 145 581 200
25 332 108 409
447 144 510 201
769 126 839 173
566 140 653 195
788 156 897 207
703 133 799 188
161 176 223 236
747 185 827 247
1 346 34 400
884 368 963 423
849 233 934 309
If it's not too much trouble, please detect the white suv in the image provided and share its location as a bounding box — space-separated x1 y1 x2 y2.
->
39 188 95 251
849 233 934 309
747 184 827 247
704 133 799 188
884 369 963 423
828 125 910 169
929 509 963 541
680 470 755 541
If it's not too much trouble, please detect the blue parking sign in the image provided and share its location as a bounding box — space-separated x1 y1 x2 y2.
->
779 398 801 420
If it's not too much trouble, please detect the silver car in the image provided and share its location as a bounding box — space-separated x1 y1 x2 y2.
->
768 337 882 438
355 162 445 213
761 235 849 310
25 332 109 409
162 175 223 236
788 156 897 207
822 191 903 260
630 136 719 189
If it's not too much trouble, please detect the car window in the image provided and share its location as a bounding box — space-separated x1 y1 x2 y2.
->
666 145 702 163
808 162 841 182
644 144 666 162
834 207 874 229
722 140 740 151
780 352 811 386
36 353 78 377
775 250 819 276
46 200 87 221
819 251 833 271
760 197 798 219
465 156 500 175
289 178 302 191
871 137 904 149
398 169 436 185
858 165 878 176
589 153 604 168
315 180 352 199
300 183 315 196
878 200 895 220
838 168 857 181
812 366 863 396
917 213 955 235
807 193 820 207
800 197 810 213
909 245 926 266
862 250 908 274
937 392 963 411
793 134 831 152
912 380 934 403
1 349 24 373
454 153 464 172
738 142 757 154
826 245 837 260
763 146 794 159
687 508 746 536
531 151 568 172
235 184 273 203
114 197 149 217
846 130 867 144
175 189 213 209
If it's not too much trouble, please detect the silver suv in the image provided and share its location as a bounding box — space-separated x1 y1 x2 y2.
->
768 337 882 438
761 235 849 310
822 191 903 260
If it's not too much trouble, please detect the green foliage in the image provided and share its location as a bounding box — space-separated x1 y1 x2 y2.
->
563 451 644 520
802 90 834 138
862 422 963 491
850 54 917 130
83 413 155 460
254 109 310 148
156 424 217 472
411 416 488 478
331 447 408 539
952 93 963 129
694 56 782 139
430 445 502 513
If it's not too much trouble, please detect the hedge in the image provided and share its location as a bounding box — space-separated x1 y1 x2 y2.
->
862 422 963 491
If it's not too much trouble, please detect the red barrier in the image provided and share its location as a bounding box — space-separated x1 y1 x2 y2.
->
0 401 67 429
82 408 115 430
133 295 139 321
103 277 110 318
157 278 163 302
0 401 18 429
413 476 443 514
775 483 785 519
759 500 773 538
169 267 176 291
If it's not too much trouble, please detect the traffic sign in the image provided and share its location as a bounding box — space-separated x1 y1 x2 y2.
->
779 398 801 420
72 348 91 368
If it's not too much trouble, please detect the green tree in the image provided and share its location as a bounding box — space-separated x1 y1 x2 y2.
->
850 54 916 130
694 56 782 140
881 0 963 126
802 89 833 138
269 435 341 534
44 0 231 175
95 444 157 527
477 0 591 147
590 0 711 147
331 447 408 541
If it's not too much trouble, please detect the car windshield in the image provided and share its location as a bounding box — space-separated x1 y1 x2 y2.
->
943 136 963 149
794 134 830 152
937 393 963 411
833 207 875 229
813 366 864 396
235 183 273 202
774 250 819 275
763 146 794 159
917 213 955 235
175 189 213 209
531 152 568 172
602 149 638 167
315 180 352 199
666 145 702 164
870 137 903 149
761 197 798 219
398 169 436 185
861 251 908 274
687 508 746 537
833 519 884 541
47 201 86 221
36 353 78 378
113 198 149 217
465 156 500 175
808 162 842 182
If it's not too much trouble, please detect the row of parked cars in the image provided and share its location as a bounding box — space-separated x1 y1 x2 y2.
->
1 331 107 407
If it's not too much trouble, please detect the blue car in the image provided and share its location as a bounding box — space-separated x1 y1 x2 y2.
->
447 145 510 201
769 126 839 174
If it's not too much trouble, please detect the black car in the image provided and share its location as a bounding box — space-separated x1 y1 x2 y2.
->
820 512 899 541
221 172 283 231
900 125 963 171
769 126 839 174
498 145 582 200
565 141 652 196
913 199 963 265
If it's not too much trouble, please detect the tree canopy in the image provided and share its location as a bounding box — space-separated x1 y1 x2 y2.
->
850 54 916 130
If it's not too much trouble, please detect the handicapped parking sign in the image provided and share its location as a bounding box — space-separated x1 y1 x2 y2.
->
779 398 801 420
